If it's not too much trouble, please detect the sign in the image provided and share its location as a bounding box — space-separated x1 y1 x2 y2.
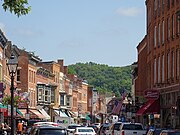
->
25 113 30 120
144 89 159 100
0 83 4 102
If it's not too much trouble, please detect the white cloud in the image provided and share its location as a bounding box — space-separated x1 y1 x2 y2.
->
116 7 143 17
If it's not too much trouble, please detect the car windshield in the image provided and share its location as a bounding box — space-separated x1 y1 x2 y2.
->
68 125 81 129
78 129 94 132
114 123 121 130
122 124 143 130
39 129 66 135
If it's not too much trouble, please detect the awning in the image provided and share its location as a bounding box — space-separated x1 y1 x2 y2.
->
0 104 7 112
38 109 50 120
4 108 23 117
85 114 91 120
136 99 160 116
53 110 68 117
30 109 45 119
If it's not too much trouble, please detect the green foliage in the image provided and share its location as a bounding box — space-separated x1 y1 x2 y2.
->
2 0 31 17
2 94 22 107
68 62 132 97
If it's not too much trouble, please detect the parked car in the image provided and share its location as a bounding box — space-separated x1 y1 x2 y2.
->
160 129 180 135
73 127 96 135
98 123 111 135
119 122 146 135
146 128 164 135
67 124 82 135
112 122 122 135
29 125 67 135
33 122 60 127
88 125 99 133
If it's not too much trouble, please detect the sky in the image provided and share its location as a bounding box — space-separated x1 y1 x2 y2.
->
0 0 146 67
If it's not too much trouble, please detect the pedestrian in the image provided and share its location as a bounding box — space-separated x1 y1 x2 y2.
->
0 123 7 135
17 120 23 135
4 123 11 135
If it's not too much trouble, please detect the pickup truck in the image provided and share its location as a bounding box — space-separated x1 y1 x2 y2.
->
118 122 146 135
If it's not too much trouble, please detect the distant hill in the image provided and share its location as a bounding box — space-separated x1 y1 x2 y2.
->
68 62 132 97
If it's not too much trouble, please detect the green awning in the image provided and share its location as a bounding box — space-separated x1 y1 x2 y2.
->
0 104 7 109
85 115 91 120
16 108 23 116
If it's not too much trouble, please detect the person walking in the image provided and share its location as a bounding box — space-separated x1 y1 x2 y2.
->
17 121 23 135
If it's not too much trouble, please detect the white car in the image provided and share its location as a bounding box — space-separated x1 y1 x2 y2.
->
33 122 60 127
67 124 82 135
73 127 96 135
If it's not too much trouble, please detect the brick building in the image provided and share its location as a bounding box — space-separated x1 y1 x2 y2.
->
136 0 180 128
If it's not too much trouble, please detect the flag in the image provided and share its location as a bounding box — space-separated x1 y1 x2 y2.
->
114 90 127 115
112 100 119 114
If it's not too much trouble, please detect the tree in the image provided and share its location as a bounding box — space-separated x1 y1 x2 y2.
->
2 0 31 17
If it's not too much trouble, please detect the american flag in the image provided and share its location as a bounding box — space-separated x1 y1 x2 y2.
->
114 90 127 115
112 100 119 114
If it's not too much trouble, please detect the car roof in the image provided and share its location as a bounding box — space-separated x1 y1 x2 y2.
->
36 126 66 129
76 127 94 129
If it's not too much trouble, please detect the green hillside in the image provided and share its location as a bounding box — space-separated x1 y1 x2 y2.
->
68 62 132 97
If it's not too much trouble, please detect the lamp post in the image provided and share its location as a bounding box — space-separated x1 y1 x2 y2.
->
7 53 18 135
26 98 30 126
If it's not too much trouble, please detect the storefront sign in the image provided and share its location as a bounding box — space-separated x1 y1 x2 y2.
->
144 89 159 100
0 83 4 102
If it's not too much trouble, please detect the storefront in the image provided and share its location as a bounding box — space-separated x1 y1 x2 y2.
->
136 89 160 128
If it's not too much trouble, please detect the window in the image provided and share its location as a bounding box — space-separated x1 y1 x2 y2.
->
158 56 160 83
154 58 157 84
154 0 157 18
172 14 175 38
172 51 175 79
162 20 165 44
67 97 70 106
176 49 179 78
44 88 50 102
60 94 64 105
162 0 165 13
162 54 165 82
176 12 180 35
154 0 157 11
158 23 161 47
38 88 43 101
17 69 20 81
158 0 160 16
154 26 157 47
167 0 170 9
167 17 171 40
167 52 170 79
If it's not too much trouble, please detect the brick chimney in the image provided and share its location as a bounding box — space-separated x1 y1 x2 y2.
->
57 59 64 72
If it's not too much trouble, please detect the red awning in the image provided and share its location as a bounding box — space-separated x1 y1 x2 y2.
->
136 99 160 115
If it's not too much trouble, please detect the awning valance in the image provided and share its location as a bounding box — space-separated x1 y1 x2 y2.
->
30 109 45 119
136 99 160 116
38 109 50 120
53 110 68 117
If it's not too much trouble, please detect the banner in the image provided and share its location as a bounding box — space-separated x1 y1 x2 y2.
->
0 83 4 102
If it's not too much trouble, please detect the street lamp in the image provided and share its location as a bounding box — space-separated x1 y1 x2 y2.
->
7 53 18 135
26 98 30 125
